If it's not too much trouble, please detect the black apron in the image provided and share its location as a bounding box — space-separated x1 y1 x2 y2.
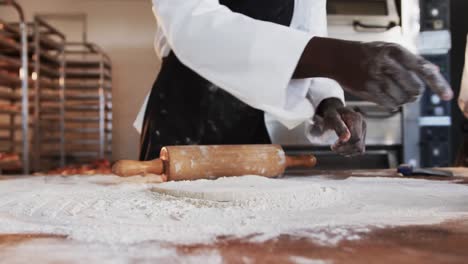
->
140 0 295 161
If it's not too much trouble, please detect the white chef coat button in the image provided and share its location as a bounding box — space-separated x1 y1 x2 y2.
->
431 8 440 17
431 94 441 105
434 106 444 116
208 85 218 92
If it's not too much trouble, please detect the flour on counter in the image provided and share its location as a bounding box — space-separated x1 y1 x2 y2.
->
153 175 341 203
0 175 467 248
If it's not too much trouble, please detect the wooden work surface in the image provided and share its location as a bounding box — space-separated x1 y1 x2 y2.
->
0 168 467 263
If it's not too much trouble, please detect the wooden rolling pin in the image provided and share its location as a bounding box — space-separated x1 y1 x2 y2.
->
112 145 316 181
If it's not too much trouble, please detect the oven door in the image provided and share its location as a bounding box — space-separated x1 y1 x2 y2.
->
327 0 400 29
327 0 406 45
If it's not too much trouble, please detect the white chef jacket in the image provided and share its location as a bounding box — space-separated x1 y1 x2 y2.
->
134 0 345 133
458 35 468 118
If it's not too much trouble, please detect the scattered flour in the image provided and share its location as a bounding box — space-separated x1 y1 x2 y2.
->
289 256 331 264
0 175 467 261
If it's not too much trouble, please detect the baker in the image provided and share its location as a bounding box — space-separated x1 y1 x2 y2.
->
135 0 453 161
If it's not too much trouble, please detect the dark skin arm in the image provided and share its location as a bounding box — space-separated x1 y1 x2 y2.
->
294 37 453 110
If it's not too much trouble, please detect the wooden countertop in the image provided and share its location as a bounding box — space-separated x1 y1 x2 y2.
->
0 219 467 264
0 168 467 263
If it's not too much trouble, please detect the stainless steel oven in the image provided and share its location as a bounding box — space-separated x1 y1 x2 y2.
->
267 0 423 170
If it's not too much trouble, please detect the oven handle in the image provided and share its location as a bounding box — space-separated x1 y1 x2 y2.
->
350 104 400 119
357 109 400 119
353 20 397 32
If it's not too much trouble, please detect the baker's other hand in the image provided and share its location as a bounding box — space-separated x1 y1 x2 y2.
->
312 98 366 157
459 99 468 119
295 38 454 110
459 57 468 118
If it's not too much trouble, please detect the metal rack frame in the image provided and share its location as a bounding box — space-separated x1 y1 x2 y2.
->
33 13 88 43
1 8 112 172
64 42 112 163
0 0 29 174
30 15 66 171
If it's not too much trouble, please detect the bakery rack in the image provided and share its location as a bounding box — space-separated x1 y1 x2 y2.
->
64 42 112 164
0 0 30 174
30 15 66 171
1 6 113 173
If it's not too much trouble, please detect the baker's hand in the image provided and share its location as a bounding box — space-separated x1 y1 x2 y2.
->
459 99 468 119
311 98 366 157
459 63 468 118
295 37 454 110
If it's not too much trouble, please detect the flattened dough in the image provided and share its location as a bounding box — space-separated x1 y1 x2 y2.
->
151 176 340 203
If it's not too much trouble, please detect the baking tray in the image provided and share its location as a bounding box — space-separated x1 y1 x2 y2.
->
66 59 111 69
0 34 20 51
0 54 21 69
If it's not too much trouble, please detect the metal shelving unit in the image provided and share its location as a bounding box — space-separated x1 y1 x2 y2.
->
64 42 112 164
1 7 112 173
30 16 66 171
0 0 30 173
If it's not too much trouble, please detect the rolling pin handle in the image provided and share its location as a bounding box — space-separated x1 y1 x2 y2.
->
112 158 165 177
285 155 317 168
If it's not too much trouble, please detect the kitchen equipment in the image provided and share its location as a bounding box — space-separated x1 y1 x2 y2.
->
31 14 113 167
397 164 453 177
419 0 450 31
62 42 113 164
31 15 67 171
267 0 412 170
416 0 452 168
1 11 113 173
327 0 400 35
0 0 29 174
418 54 451 168
112 145 317 181
268 0 453 170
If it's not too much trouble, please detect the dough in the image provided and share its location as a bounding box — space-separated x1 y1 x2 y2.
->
151 175 338 203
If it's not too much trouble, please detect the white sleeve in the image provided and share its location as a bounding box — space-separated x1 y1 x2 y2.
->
152 0 312 128
307 78 345 110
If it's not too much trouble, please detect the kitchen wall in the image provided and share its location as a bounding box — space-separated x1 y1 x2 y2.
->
0 0 161 161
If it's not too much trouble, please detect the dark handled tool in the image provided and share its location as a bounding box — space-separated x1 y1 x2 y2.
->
397 164 453 177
